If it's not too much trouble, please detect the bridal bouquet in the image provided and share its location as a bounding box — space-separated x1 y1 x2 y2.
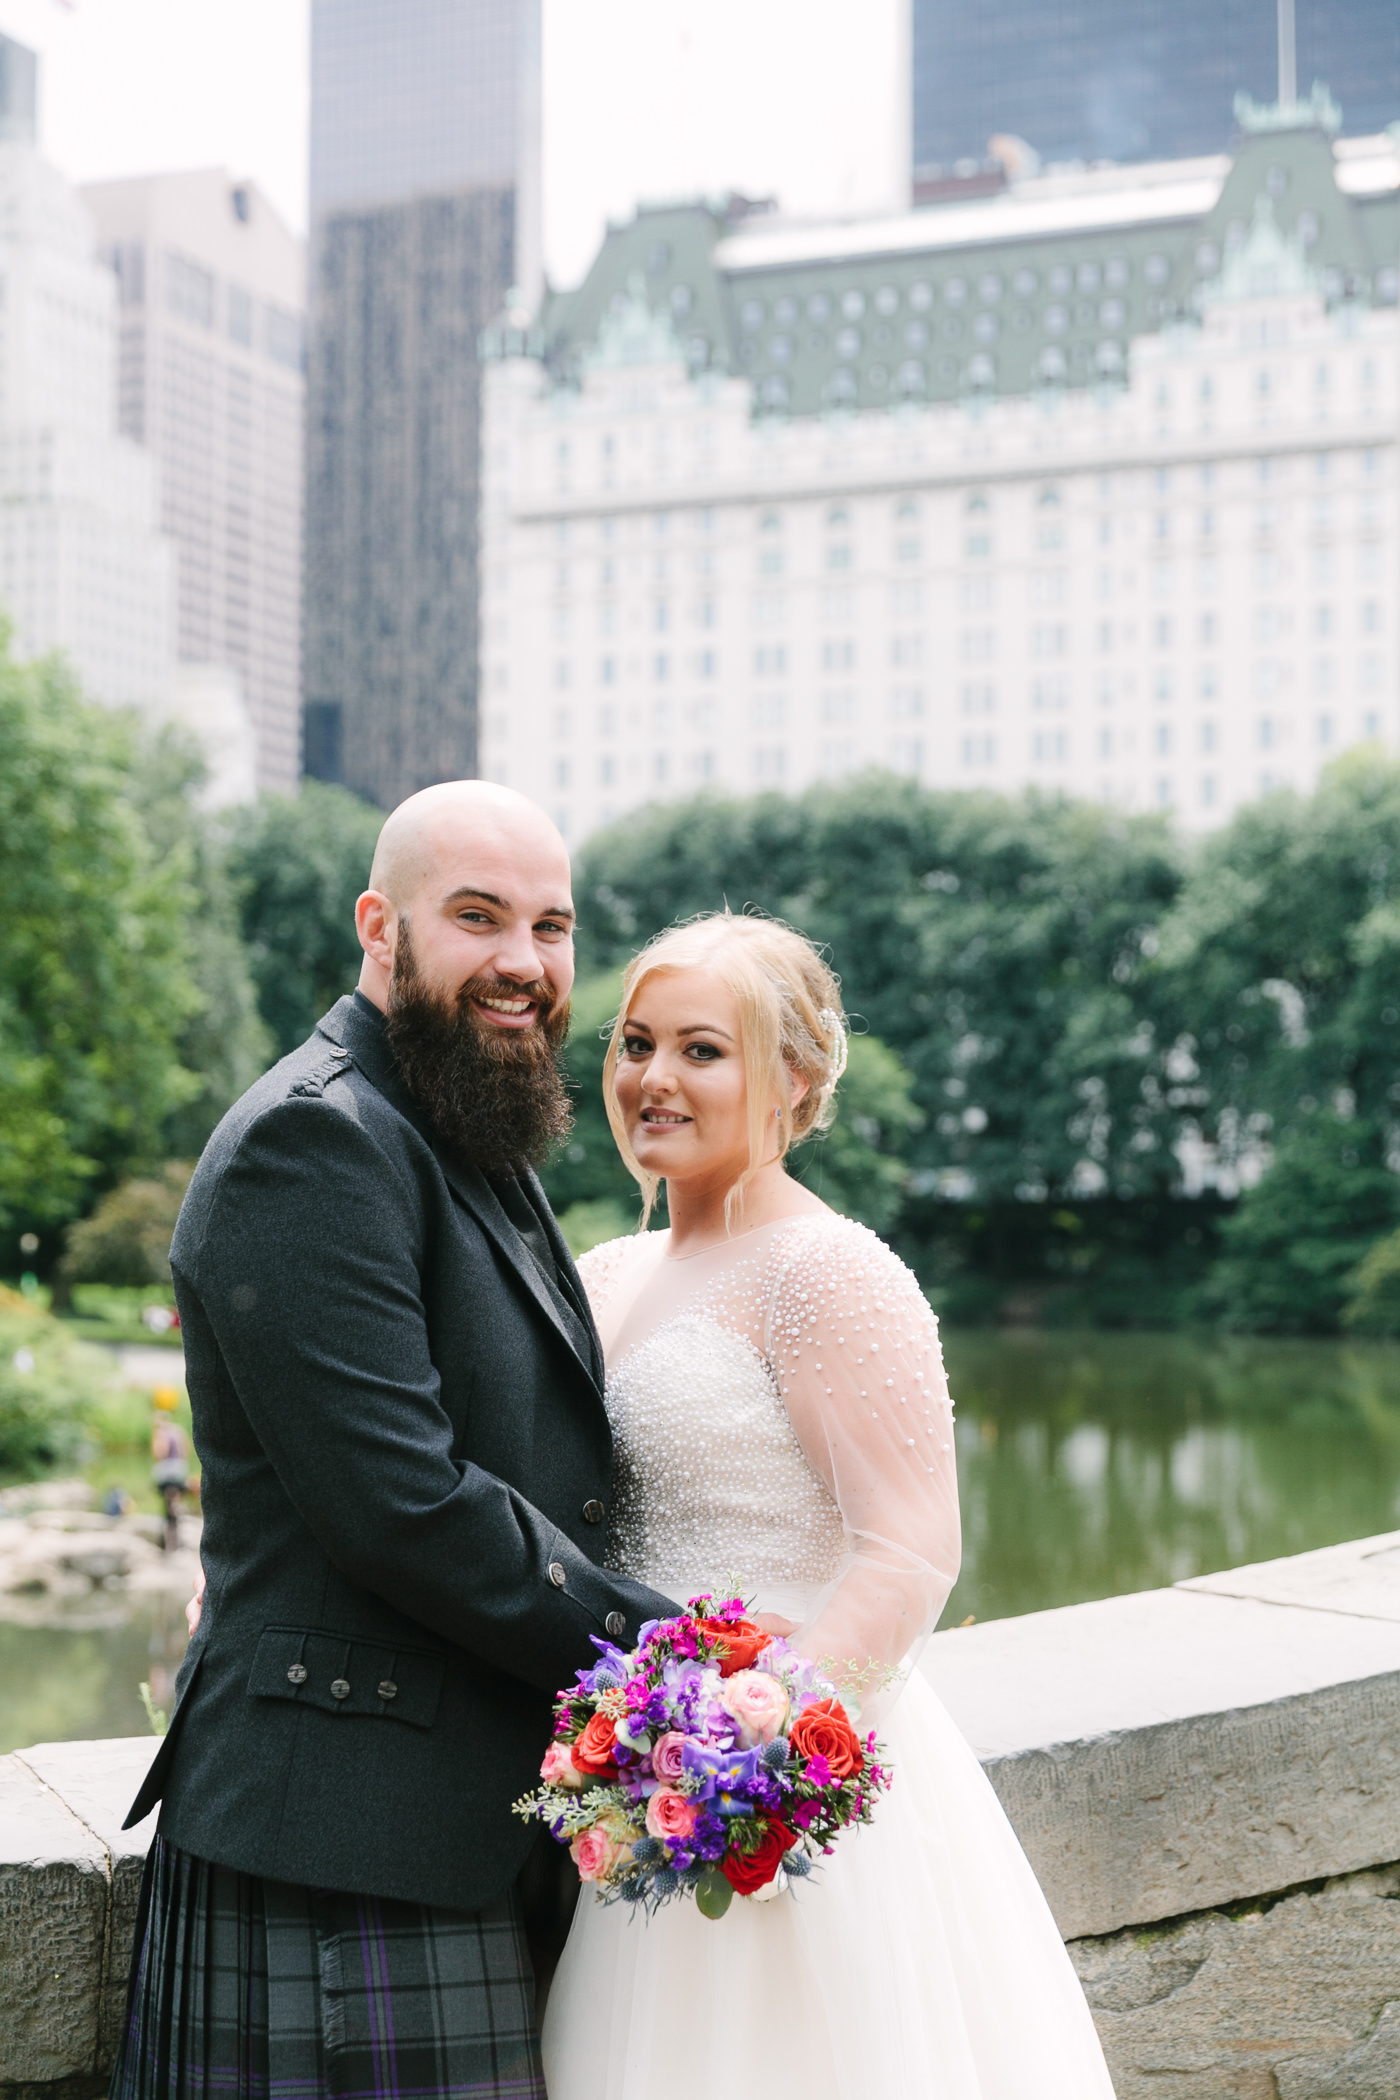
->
513 1589 892 1918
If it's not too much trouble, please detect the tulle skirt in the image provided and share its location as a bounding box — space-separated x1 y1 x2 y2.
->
541 1668 1115 2099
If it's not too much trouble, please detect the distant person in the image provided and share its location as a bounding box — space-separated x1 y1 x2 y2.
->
112 782 671 2100
148 1387 188 1552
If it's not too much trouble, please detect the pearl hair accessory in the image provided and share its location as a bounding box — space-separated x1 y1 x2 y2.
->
818 1007 850 1086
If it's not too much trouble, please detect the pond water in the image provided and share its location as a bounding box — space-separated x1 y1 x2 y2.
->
7 1329 1400 1756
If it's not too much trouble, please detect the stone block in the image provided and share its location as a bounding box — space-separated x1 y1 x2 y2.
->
0 1755 108 2086
18 1739 159 2065
924 1575 1400 1938
1070 1860 1400 2100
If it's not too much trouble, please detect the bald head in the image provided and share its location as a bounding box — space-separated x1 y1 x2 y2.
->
355 780 576 1022
368 780 567 908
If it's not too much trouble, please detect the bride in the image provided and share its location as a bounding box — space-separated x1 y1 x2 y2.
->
543 911 1115 2100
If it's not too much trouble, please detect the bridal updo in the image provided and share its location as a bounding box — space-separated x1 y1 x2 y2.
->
602 911 850 1224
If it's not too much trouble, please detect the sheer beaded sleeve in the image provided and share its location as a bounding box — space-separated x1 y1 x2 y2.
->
768 1217 960 1714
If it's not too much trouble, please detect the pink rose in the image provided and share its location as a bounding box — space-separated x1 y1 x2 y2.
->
645 1788 697 1841
540 1742 582 1789
570 1825 625 1883
651 1731 688 1783
719 1668 790 1747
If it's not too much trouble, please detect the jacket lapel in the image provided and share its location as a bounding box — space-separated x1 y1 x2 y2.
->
315 998 604 1397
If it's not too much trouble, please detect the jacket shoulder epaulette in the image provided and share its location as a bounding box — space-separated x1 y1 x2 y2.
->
287 1045 355 1101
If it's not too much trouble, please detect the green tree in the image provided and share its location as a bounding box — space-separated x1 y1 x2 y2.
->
126 728 272 1154
1155 751 1400 1171
573 776 1184 1207
1206 1115 1400 1334
790 1032 922 1232
227 782 384 1057
0 647 200 1235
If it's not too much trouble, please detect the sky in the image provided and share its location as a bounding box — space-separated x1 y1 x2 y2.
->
0 0 904 286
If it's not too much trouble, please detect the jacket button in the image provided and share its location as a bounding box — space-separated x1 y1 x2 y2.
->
582 1499 605 1524
548 1561 568 1588
330 1678 351 1700
378 1681 398 1700
286 1663 308 1684
605 1611 626 1639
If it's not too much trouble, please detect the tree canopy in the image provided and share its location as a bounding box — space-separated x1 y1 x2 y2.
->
0 648 201 1233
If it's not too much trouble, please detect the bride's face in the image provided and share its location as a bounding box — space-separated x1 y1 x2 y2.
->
615 968 758 1190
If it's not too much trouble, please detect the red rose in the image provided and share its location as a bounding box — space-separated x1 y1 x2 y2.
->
788 1697 865 1780
722 1815 798 1894
572 1711 619 1777
703 1617 771 1677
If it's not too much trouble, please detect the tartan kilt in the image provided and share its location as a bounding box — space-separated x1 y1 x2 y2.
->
109 1834 547 2100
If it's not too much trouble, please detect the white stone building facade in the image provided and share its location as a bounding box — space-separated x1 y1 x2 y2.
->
480 112 1399 839
0 141 173 715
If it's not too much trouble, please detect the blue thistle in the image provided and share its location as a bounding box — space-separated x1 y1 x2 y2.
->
619 1877 647 1903
651 1866 680 1897
631 1837 663 1863
785 1848 813 1878
761 1736 790 1772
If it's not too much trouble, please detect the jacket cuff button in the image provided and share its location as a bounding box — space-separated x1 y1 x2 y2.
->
582 1499 605 1524
548 1561 568 1588
330 1678 351 1700
378 1681 398 1700
605 1611 626 1639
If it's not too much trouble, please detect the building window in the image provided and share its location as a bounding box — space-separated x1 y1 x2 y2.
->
1316 714 1333 746
820 690 855 725
960 733 996 765
753 745 787 780
653 653 670 681
890 634 922 669
599 656 616 685
754 645 787 676
960 682 995 715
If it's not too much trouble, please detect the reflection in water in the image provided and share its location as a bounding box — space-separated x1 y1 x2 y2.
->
0 1594 189 1757
941 1330 1400 1626
9 1333 1400 1750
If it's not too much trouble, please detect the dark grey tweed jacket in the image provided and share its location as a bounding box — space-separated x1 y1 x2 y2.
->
126 992 673 1913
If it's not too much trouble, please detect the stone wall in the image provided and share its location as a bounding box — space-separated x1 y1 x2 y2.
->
6 1531 1400 2096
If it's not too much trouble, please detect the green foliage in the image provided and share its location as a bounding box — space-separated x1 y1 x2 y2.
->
556 1199 639 1257
573 779 1184 1209
1206 1116 1400 1334
227 782 383 1057
1155 751 1400 1172
1343 1227 1400 1337
539 973 638 1217
59 1164 193 1289
791 1033 922 1232
127 730 273 1155
0 1306 114 1477
0 647 202 1233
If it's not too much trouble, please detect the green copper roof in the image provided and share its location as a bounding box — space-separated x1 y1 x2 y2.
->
521 123 1398 417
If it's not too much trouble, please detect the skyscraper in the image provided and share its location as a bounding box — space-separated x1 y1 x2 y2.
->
0 35 174 720
912 0 1400 173
83 171 307 797
304 0 540 806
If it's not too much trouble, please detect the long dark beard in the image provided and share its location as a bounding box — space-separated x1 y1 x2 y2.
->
384 921 573 1175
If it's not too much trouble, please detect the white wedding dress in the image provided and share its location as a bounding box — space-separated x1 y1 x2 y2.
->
542 1212 1115 2100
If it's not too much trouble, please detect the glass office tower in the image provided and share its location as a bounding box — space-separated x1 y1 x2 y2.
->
912 0 1400 170
304 0 540 806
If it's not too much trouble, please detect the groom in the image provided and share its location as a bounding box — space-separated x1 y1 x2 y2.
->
113 781 673 2100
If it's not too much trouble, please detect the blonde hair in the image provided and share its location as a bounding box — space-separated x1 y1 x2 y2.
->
602 911 849 1229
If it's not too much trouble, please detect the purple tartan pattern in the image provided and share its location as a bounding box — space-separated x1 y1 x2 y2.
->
109 1835 546 2100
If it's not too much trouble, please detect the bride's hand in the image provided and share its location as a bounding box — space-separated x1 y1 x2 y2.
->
185 1562 206 1638
754 1611 796 1638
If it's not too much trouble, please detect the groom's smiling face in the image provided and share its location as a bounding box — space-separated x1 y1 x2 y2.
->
357 784 577 1029
354 783 579 1170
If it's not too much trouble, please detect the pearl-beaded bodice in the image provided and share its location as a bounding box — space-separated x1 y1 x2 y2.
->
579 1214 960 1646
